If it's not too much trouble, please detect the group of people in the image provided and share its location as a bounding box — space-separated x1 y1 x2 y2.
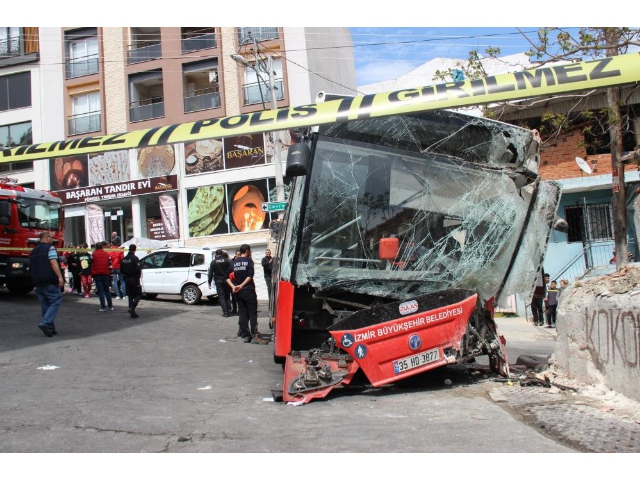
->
207 245 273 345
31 231 143 338
62 232 126 299
31 234 274 341
531 271 569 328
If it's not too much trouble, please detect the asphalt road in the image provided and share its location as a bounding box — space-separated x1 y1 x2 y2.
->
0 287 578 455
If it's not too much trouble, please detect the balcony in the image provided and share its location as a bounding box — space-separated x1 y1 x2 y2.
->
240 79 284 106
184 89 221 113
68 111 101 135
66 56 99 79
0 33 39 66
129 97 165 122
127 43 162 64
181 33 216 53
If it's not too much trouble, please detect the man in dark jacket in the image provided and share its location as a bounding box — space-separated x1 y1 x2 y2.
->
208 249 231 317
261 249 273 300
66 246 82 295
227 244 267 344
30 232 65 337
120 244 142 318
531 269 546 327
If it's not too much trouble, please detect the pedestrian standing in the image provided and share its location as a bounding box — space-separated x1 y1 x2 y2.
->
30 232 65 337
559 279 569 291
261 248 273 300
229 249 240 315
120 244 142 318
67 246 82 295
208 249 231 317
227 244 268 344
544 280 559 328
531 269 546 327
58 250 67 293
91 242 113 312
111 231 122 247
78 244 92 297
63 244 73 292
109 246 126 300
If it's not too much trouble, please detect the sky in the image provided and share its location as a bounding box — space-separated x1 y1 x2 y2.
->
348 27 544 86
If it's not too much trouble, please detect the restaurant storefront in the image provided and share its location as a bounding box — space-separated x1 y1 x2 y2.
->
49 131 290 250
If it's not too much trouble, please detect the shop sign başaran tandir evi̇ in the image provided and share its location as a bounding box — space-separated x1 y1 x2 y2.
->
57 175 178 205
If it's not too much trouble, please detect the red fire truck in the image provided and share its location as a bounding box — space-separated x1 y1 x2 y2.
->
0 176 64 294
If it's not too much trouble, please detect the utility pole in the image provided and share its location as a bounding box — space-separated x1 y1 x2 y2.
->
232 35 285 205
265 53 285 204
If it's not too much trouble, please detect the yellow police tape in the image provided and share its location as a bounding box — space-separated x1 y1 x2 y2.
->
2 53 639 164
0 247 156 253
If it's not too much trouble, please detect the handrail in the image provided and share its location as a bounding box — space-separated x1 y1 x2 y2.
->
550 247 589 280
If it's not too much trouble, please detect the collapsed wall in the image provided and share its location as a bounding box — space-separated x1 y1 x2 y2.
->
555 266 640 402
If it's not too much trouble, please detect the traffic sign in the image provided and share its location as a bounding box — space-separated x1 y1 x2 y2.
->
261 201 287 213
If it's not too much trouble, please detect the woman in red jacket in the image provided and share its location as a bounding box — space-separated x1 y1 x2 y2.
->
91 242 113 312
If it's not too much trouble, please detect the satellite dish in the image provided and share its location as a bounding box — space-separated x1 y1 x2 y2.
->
576 157 592 174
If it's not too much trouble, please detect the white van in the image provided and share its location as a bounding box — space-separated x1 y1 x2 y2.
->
139 247 218 305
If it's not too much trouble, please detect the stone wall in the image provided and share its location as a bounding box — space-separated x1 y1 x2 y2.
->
555 266 640 402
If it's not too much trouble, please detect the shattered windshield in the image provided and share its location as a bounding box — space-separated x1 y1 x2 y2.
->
287 111 549 302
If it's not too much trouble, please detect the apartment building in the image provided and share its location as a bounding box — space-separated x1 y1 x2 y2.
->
2 27 356 299
0 27 65 188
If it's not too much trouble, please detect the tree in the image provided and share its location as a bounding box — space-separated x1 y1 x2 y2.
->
435 28 640 270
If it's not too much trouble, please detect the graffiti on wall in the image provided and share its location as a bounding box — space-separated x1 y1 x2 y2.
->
585 308 640 370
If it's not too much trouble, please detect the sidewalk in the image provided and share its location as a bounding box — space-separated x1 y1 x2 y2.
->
487 314 640 452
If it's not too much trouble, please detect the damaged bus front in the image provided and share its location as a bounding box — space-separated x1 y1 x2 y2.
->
272 109 561 403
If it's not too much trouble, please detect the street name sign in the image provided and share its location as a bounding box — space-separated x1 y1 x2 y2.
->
262 201 287 212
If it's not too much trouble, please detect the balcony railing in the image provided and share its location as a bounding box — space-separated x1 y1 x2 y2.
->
127 43 162 64
237 28 279 44
183 90 221 113
68 112 101 135
129 98 165 122
240 79 284 106
181 33 216 53
66 56 99 79
0 35 21 58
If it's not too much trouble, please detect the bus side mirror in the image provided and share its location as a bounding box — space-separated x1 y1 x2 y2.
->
286 143 310 177
379 237 399 260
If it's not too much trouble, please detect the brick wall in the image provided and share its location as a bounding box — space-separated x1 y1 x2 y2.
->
539 129 613 180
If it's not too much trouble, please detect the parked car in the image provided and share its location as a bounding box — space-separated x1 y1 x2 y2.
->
139 247 217 305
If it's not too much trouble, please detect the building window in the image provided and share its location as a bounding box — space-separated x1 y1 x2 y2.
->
129 70 164 122
237 27 279 44
69 92 101 135
0 71 31 112
0 121 33 172
65 28 99 79
565 202 614 243
182 59 220 113
181 28 216 53
239 58 284 107
127 27 162 64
